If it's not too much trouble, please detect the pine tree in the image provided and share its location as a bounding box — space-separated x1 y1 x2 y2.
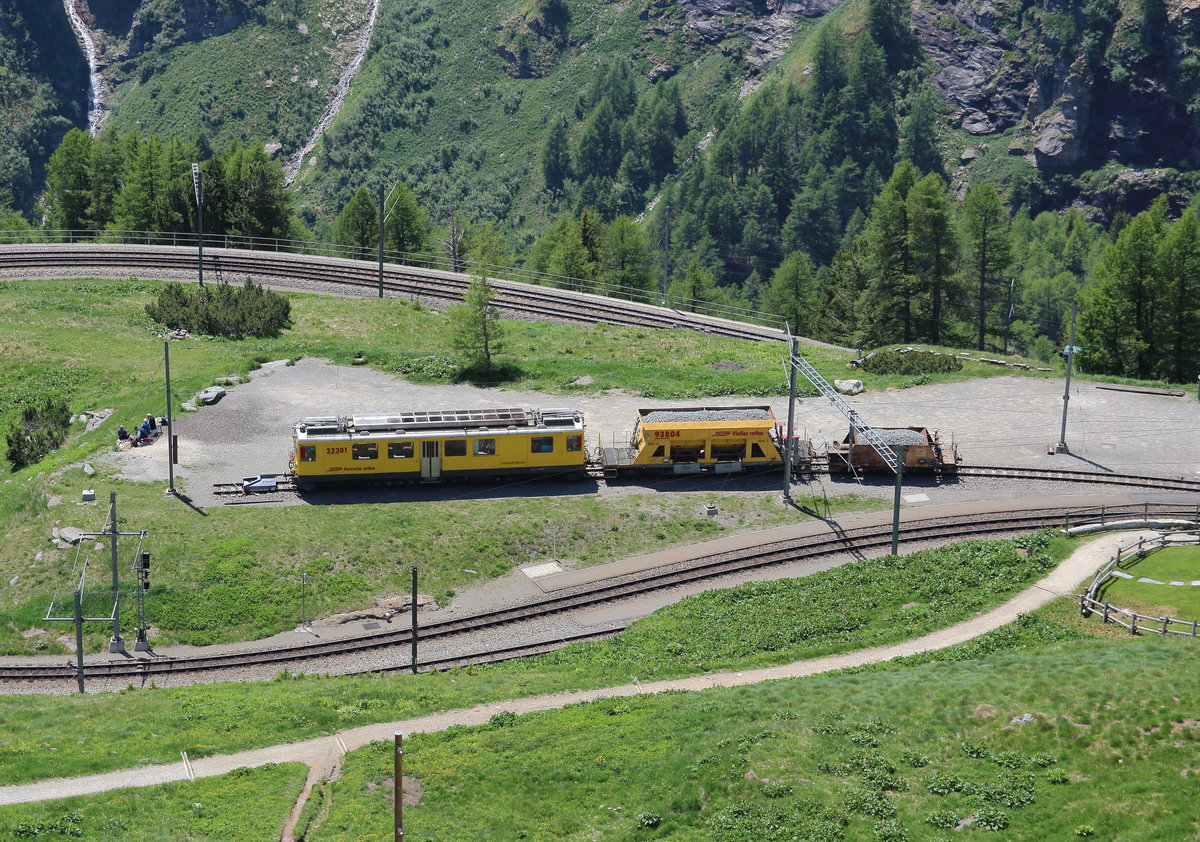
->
858 161 919 345
331 187 380 256
761 251 820 337
906 172 958 345
1156 209 1200 383
960 183 1012 351
44 128 93 234
385 181 431 259
598 216 652 297
541 117 571 193
546 218 595 284
448 222 507 375
899 87 942 175
88 129 126 231
111 133 167 234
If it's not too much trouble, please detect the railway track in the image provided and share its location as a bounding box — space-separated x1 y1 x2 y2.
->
5 502 1197 686
0 244 786 343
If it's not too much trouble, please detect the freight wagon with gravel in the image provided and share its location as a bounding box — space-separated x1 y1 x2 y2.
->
291 407 587 488
826 426 958 473
600 406 786 478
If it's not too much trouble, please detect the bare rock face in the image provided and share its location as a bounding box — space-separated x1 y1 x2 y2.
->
648 0 845 75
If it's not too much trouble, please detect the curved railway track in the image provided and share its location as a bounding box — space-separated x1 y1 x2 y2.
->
5 502 1197 686
0 244 786 343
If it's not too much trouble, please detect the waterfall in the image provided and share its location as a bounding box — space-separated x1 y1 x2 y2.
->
283 0 381 184
62 0 104 135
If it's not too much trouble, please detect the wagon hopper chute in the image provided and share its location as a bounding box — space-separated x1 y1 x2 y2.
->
601 406 785 477
291 407 586 487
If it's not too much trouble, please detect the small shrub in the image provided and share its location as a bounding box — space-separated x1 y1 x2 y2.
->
873 818 908 841
636 812 661 829
992 751 1026 769
974 806 1009 831
145 278 291 338
762 782 793 798
860 349 963 375
901 750 929 768
488 711 518 728
1047 770 1070 784
960 739 989 759
925 772 966 795
6 399 71 470
1031 753 1057 767
846 790 896 818
1075 826 1095 837
925 810 959 829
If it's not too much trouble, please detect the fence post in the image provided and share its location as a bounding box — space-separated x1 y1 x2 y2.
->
1102 602 1109 624
1192 618 1197 638
1130 614 1138 635
1162 616 1169 634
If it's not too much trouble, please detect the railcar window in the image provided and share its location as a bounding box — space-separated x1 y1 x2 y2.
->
652 445 665 458
445 440 467 457
531 436 554 453
751 444 765 458
388 442 414 459
352 442 378 460
300 445 316 462
566 434 582 452
473 438 496 456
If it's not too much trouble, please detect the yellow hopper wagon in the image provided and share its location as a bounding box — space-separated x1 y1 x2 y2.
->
291 407 586 489
601 406 785 478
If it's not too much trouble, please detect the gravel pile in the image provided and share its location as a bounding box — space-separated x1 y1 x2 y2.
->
642 408 771 423
863 428 927 446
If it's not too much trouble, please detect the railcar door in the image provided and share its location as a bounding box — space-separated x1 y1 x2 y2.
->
421 441 441 479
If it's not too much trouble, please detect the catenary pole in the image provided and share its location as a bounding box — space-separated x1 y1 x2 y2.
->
410 566 418 674
164 341 175 495
782 337 799 502
107 492 124 653
378 184 385 298
1057 299 1078 453
191 163 204 287
890 446 905 556
74 583 86 694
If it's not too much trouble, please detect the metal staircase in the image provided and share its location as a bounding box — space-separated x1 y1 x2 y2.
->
790 350 899 474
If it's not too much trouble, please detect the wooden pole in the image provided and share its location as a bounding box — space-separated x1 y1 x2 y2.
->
394 732 404 841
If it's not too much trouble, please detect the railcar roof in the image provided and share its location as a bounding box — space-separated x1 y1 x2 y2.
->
294 407 584 439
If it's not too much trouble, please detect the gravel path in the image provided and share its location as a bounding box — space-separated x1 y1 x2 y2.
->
0 530 1149 807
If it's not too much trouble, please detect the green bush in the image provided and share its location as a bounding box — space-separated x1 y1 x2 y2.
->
145 278 291 338
5 399 70 470
860 350 963 375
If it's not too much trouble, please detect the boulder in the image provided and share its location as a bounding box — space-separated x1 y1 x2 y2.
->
58 526 83 545
834 379 865 396
197 386 226 405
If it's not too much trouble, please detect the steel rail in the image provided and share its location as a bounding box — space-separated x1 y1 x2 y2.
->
0 245 785 342
4 503 1196 685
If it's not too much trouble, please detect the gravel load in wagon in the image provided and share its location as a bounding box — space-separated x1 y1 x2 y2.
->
865 429 928 446
642 409 772 423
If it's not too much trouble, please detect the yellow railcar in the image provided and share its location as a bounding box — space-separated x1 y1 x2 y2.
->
291 407 586 488
600 406 784 477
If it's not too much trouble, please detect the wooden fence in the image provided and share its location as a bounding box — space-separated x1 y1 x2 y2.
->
1080 531 1200 637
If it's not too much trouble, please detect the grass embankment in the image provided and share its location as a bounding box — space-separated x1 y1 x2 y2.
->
317 638 1198 842
0 533 1074 785
1099 545 1200 620
0 763 308 841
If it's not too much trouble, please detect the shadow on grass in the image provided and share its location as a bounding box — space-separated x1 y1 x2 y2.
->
454 361 525 386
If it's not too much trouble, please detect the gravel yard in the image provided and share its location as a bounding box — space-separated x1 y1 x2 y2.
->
101 356 1200 511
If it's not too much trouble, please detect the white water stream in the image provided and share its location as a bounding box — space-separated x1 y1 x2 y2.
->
283 0 381 184
62 0 106 135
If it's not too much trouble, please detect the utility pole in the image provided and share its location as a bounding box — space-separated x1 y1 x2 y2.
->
1056 299 1078 454
890 447 905 556
191 163 204 287
661 203 669 305
164 341 175 495
1003 278 1015 354
378 184 385 299
394 732 405 841
107 492 124 653
410 566 418 675
782 337 799 503
73 579 86 694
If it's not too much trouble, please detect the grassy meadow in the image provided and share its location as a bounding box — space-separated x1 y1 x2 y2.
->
1099 545 1200 621
0 533 1076 785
